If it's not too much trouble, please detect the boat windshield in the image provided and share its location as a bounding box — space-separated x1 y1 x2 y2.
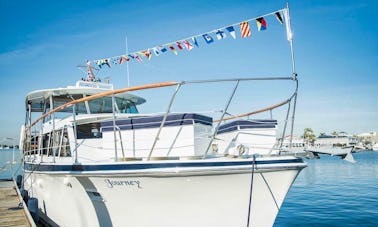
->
53 95 139 114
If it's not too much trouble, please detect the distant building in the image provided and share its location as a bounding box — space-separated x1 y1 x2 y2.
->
357 132 378 149
282 135 304 148
357 132 378 142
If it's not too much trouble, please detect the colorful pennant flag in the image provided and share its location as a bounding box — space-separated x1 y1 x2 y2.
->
97 59 111 68
140 50 152 60
159 45 168 53
202 34 214 44
176 41 184 50
152 47 161 56
256 17 267 31
192 37 199 47
119 55 130 64
133 54 143 62
183 40 194 50
168 44 178 55
110 58 118 65
215 30 226 40
275 11 284 24
226 26 236 39
240 22 251 38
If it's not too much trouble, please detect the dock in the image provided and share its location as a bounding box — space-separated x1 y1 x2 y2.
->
0 179 36 227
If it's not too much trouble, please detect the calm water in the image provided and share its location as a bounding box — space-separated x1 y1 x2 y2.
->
1 149 377 226
0 148 22 179
275 151 378 227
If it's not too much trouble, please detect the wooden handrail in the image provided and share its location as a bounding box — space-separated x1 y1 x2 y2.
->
213 99 290 122
31 81 179 127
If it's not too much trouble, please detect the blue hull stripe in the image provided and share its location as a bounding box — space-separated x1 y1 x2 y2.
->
24 158 304 172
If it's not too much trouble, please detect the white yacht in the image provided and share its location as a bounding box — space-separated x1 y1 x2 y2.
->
20 73 306 227
19 5 305 227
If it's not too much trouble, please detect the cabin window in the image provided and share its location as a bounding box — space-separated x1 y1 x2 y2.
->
88 97 139 114
117 99 138 113
76 123 102 139
53 95 87 113
88 97 113 113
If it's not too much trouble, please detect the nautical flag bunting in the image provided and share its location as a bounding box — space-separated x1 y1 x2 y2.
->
183 40 194 50
192 37 199 47
215 30 226 40
133 54 143 62
91 7 290 67
275 11 284 24
256 17 267 31
240 21 251 38
159 45 168 53
202 34 214 44
152 47 161 56
226 26 236 39
176 41 184 50
168 44 178 55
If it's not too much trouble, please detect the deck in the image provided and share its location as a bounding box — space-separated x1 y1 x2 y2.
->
0 179 35 227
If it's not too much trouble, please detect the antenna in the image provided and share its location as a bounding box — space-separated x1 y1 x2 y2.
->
77 63 99 80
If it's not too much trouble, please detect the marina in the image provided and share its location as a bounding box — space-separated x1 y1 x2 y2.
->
1 1 377 227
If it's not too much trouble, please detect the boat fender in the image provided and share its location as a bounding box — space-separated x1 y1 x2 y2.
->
27 197 39 222
16 175 22 188
21 189 29 204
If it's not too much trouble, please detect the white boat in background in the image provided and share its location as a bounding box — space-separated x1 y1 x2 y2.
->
305 146 356 163
18 5 306 227
373 143 378 151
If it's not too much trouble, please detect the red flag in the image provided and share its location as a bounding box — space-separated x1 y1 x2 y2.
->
176 41 184 50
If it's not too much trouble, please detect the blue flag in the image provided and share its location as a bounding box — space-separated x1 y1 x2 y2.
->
215 30 226 40
192 37 199 47
226 26 236 39
202 34 214 44
159 45 168 53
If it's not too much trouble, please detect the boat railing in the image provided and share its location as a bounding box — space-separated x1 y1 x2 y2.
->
23 75 298 163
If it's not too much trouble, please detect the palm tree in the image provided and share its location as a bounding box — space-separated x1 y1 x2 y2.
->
303 128 315 146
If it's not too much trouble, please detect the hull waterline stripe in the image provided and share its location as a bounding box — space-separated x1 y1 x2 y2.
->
24 158 304 172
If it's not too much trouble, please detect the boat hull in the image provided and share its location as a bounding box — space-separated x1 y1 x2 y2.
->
23 157 306 227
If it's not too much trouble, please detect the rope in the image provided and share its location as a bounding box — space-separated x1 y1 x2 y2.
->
246 155 256 227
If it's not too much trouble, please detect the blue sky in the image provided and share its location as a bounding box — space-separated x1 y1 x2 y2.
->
0 0 377 141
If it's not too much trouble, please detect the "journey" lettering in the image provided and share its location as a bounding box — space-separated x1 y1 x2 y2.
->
104 179 142 189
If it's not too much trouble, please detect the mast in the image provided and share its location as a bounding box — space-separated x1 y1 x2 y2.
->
86 60 96 79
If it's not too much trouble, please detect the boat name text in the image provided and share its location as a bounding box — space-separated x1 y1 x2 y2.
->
104 179 142 189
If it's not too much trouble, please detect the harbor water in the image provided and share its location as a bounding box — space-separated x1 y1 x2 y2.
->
275 151 378 226
1 149 377 226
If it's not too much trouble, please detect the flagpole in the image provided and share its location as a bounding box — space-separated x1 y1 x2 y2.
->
285 2 297 148
286 3 296 74
126 36 130 87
